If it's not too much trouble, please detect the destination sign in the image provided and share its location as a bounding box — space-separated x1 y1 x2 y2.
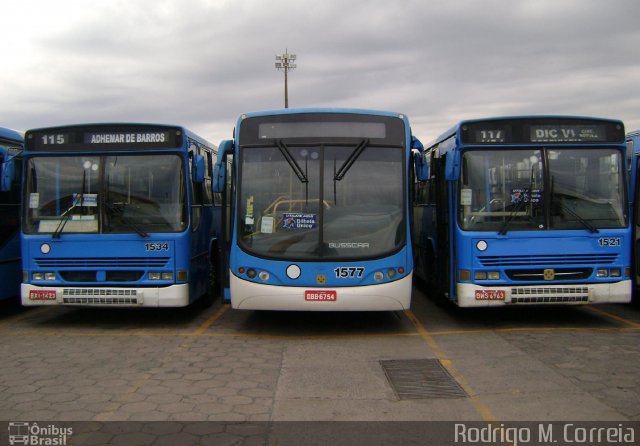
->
27 125 182 151
240 112 407 146
529 125 607 143
461 118 624 144
258 122 386 139
474 129 506 143
83 131 170 144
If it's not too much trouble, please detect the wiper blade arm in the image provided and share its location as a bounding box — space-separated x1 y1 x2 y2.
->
276 140 308 183
559 204 599 233
105 202 150 238
334 139 369 181
499 166 535 235
52 198 80 238
550 175 599 233
498 196 527 235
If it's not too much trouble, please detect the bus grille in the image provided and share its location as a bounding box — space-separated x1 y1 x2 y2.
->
36 257 170 268
505 268 592 281
510 287 589 303
479 254 617 267
62 288 140 305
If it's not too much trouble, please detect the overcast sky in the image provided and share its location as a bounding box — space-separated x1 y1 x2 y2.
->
2 0 639 144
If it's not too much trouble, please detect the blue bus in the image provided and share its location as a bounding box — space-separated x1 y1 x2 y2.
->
212 108 422 310
412 116 631 307
21 123 221 307
625 129 640 295
0 127 24 302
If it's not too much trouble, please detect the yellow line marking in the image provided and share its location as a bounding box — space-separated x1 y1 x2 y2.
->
192 303 229 335
584 306 640 328
404 309 498 422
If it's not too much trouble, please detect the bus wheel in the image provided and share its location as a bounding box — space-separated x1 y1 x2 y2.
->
200 262 219 308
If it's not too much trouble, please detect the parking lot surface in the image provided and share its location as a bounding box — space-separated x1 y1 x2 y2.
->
1 285 639 444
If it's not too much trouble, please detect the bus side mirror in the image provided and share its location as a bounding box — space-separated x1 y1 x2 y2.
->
1 156 15 192
411 137 428 182
192 154 205 183
213 140 234 193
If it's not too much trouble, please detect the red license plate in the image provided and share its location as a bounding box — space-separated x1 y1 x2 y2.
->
305 290 337 302
475 290 506 301
29 290 57 301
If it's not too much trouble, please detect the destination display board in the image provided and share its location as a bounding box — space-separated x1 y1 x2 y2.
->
26 124 183 151
240 112 406 146
461 118 624 145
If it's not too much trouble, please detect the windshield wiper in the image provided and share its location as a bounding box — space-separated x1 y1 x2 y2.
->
499 166 535 235
550 175 599 233
498 195 527 235
557 203 599 233
53 170 87 238
52 198 81 238
334 139 369 181
275 140 308 183
104 201 150 238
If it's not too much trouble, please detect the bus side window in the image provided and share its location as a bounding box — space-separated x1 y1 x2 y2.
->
203 150 213 206
190 151 203 230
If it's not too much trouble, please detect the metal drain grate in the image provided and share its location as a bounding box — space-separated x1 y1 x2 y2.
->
380 359 467 400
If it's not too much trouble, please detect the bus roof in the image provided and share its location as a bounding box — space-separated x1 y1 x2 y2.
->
238 107 405 120
0 127 24 144
626 129 640 138
428 115 625 147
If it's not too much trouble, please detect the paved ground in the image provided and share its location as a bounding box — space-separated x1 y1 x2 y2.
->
0 287 639 444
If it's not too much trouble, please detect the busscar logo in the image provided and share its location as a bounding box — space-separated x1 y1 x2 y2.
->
7 422 73 445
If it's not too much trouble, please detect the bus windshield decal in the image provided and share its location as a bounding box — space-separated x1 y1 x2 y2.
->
283 213 317 230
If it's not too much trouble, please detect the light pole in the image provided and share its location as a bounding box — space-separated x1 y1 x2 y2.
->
275 50 296 108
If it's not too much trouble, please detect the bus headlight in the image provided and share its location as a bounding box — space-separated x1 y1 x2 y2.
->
474 271 499 280
32 272 56 281
609 268 621 278
258 271 270 281
374 271 384 282
149 272 161 280
596 269 608 278
161 272 174 281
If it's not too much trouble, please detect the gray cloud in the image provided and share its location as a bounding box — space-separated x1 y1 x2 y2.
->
1 0 639 144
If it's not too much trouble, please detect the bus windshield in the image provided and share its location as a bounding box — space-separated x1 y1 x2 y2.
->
459 148 626 232
238 143 404 259
24 154 187 234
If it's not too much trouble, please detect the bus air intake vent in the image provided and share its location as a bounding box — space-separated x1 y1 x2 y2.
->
479 254 617 267
62 288 140 305
380 359 467 399
36 257 170 268
510 287 589 303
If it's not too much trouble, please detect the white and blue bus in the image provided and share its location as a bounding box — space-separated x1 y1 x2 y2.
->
625 129 640 296
0 127 24 302
412 116 631 307
21 123 221 307
212 108 422 310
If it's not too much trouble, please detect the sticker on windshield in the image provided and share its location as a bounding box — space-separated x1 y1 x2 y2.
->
29 193 40 209
261 217 274 234
73 193 98 207
510 188 542 204
282 213 317 230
